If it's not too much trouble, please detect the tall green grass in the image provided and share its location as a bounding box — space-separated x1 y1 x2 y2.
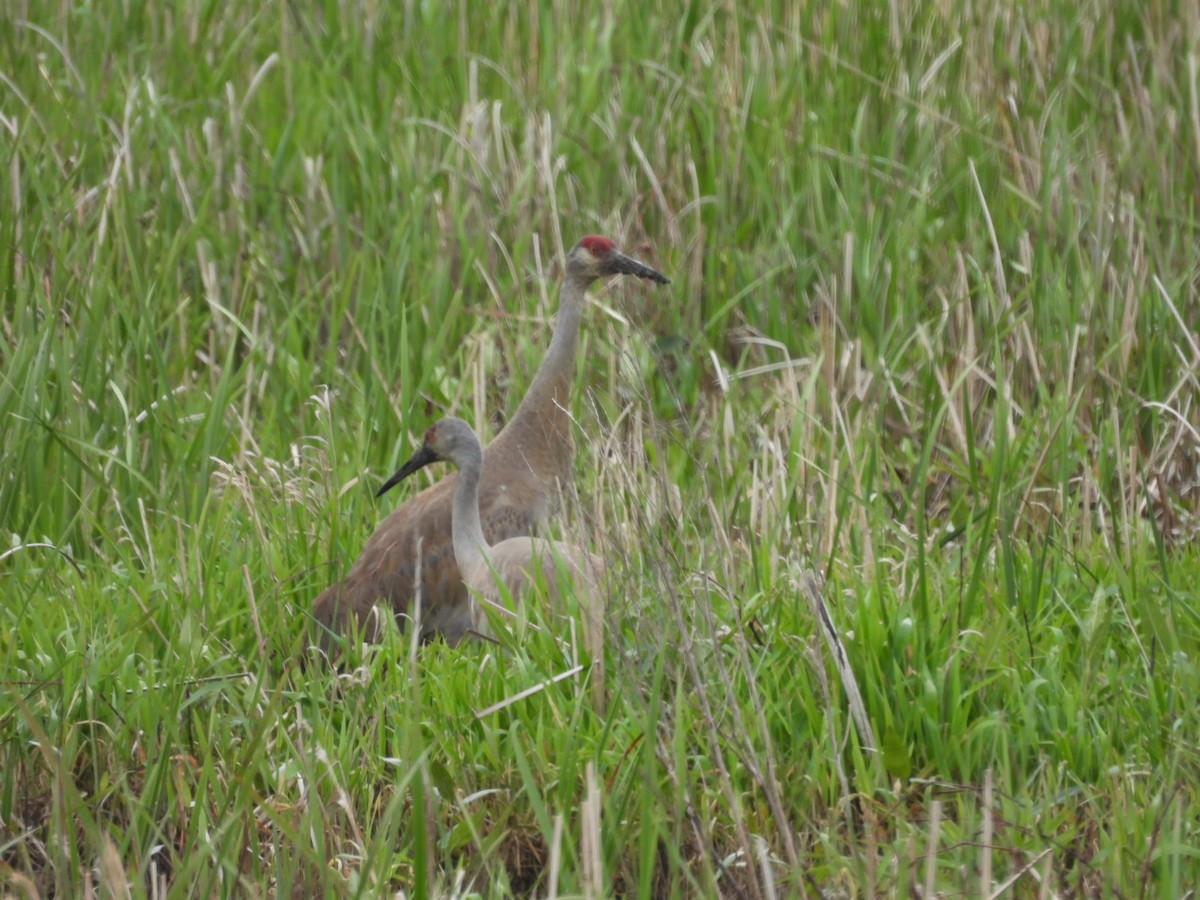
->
3 0 1199 895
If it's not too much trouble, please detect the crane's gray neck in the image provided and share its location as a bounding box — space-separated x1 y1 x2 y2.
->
508 272 588 432
450 440 490 577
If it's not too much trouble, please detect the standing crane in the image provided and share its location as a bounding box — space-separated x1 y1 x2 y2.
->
311 236 669 650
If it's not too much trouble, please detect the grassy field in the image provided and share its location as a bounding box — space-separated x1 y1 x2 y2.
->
3 0 1199 895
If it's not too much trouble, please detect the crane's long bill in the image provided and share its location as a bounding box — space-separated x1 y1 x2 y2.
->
375 445 440 498
610 251 670 285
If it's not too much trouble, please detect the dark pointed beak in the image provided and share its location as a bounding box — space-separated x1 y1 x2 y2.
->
605 250 670 285
375 444 441 498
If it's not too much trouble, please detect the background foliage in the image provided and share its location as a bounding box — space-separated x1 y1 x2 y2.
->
2 0 1199 895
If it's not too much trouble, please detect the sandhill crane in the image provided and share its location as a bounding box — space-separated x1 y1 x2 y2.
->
311 236 669 650
387 416 604 639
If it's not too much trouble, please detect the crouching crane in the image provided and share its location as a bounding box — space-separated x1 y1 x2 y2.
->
387 416 604 643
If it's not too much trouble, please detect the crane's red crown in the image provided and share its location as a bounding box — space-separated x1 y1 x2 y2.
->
424 425 438 443
579 235 616 256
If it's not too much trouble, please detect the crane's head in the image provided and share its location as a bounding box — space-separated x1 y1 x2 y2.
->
566 235 671 286
375 417 481 498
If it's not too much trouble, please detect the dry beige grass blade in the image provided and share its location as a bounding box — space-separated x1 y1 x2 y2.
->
580 762 604 899
924 799 942 897
546 813 564 900
988 848 1054 900
472 665 584 720
97 832 131 900
797 569 877 752
981 767 994 896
